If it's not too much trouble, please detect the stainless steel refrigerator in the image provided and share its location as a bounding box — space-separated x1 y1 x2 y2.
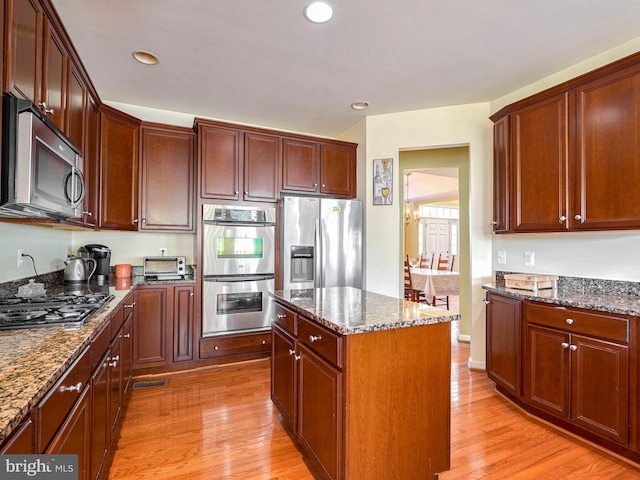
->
281 196 363 290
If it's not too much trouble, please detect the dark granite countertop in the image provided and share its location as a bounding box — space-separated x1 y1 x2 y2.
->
271 286 459 335
483 283 640 316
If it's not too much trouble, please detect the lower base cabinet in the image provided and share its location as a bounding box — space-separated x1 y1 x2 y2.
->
271 301 451 480
486 293 637 462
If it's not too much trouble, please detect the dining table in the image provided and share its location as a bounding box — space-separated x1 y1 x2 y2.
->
410 268 460 301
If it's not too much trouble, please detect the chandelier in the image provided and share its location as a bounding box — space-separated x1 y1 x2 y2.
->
404 173 420 225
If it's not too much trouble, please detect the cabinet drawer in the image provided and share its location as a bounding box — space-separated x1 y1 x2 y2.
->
200 332 271 359
526 302 629 343
35 346 91 451
91 320 111 371
298 316 343 369
272 302 297 336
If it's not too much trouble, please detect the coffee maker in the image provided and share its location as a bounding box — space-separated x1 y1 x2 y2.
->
78 244 111 284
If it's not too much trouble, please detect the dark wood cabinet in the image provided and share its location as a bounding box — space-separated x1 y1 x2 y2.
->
282 137 357 198
298 343 343 480
271 324 297 431
90 349 109 480
574 65 640 230
486 292 521 397
511 93 569 232
98 105 140 230
173 285 194 362
133 286 169 367
491 116 509 232
243 132 280 202
66 63 87 155
82 97 100 225
41 15 66 131
0 417 34 454
140 123 195 231
524 301 630 445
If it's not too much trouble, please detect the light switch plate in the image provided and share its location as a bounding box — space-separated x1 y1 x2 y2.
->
524 251 535 266
497 251 506 265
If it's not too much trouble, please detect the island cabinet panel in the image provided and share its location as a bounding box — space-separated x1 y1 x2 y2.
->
491 115 510 232
0 417 34 454
98 106 141 230
524 301 631 446
574 65 640 230
486 292 521 398
511 92 570 232
140 124 195 232
271 324 297 432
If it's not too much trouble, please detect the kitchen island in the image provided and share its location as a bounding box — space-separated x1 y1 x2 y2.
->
270 287 459 480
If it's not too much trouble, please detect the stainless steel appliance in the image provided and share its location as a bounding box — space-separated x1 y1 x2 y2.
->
143 256 187 280
63 256 97 283
281 196 363 290
79 244 111 284
0 291 114 330
202 204 275 336
0 94 84 219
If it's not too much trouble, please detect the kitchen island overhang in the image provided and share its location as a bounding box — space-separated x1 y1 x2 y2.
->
270 286 459 480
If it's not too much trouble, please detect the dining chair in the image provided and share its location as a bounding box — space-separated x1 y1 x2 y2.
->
436 254 449 271
419 252 433 269
404 257 415 301
449 254 456 272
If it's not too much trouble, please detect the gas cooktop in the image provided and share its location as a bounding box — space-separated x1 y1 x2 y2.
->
0 292 114 330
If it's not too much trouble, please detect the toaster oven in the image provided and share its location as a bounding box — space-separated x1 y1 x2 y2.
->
143 256 186 280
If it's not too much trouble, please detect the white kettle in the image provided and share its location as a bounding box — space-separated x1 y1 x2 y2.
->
64 256 97 283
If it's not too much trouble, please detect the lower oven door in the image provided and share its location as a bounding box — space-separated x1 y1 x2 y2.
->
202 274 274 337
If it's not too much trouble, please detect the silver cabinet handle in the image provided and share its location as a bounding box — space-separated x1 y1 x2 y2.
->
565 318 574 325
294 354 301 361
482 299 490 305
313 183 318 187
82 211 92 217
108 360 118 367
490 221 498 226
120 333 131 339
59 381 83 393
288 349 295 356
244 191 248 195
38 102 55 115
570 345 577 351
142 219 147 224
235 191 239 194
309 335 322 342
189 292 194 297
575 214 582 220
124 302 136 308
214 346 219 350
561 342 569 349
262 340 266 345
277 313 286 319
133 219 139 223
559 215 566 223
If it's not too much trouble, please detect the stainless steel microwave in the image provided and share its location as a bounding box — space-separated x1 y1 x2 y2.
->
0 94 84 219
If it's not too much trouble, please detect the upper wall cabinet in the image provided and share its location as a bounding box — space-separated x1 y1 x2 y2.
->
282 138 357 197
491 52 640 233
98 106 140 231
140 123 195 232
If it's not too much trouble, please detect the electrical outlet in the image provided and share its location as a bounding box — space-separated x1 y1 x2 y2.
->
17 249 24 269
524 251 535 266
497 251 507 265
159 247 168 257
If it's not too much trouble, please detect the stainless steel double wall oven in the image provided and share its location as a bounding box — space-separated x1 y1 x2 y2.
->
202 204 275 336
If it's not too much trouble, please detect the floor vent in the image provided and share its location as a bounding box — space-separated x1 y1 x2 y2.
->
132 379 169 390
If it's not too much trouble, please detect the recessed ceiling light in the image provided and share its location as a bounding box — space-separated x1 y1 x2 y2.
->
304 1 334 23
351 101 370 110
132 50 159 65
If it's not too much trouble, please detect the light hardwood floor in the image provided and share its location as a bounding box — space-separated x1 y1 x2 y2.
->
109 301 640 479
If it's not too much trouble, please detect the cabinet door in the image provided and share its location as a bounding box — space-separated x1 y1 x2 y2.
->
99 106 140 230
199 126 240 200
108 336 122 438
45 386 91 480
282 138 319 193
486 293 521 397
133 287 169 367
244 132 279 202
512 93 570 232
320 144 356 197
140 124 195 231
82 97 100 225
574 66 640 230
492 116 510 232
271 325 297 432
5 0 43 102
66 64 86 153
525 325 570 419
120 311 134 395
570 334 629 444
0 417 34 454
298 344 342 480
90 352 109 480
41 17 66 131
173 286 194 362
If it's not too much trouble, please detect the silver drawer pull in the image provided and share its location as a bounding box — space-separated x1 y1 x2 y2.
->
294 354 301 361
482 299 490 305
570 345 577 351
262 340 266 345
124 302 136 308
59 381 83 393
565 318 574 325
561 342 569 349
288 349 296 356
277 314 286 319
120 333 131 339
309 335 322 342
108 360 118 368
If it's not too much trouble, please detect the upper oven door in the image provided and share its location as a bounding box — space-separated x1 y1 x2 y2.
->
202 205 276 276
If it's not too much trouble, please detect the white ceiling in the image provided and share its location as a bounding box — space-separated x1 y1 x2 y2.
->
51 0 640 138
405 169 458 204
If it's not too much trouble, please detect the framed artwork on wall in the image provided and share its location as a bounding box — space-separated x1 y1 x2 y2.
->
373 158 393 205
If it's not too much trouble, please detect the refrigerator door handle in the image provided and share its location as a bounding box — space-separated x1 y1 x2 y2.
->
315 219 322 288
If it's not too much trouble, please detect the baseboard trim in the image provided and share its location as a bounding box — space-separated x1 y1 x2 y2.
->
467 357 486 372
457 334 470 343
